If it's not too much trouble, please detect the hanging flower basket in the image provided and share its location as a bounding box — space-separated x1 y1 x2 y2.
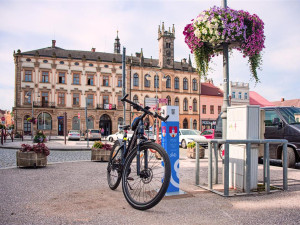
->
27 117 37 124
183 6 265 82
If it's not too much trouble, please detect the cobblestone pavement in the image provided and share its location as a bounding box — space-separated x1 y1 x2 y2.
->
0 149 91 169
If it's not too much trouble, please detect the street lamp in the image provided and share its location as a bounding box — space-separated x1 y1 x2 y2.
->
25 91 40 139
145 71 167 143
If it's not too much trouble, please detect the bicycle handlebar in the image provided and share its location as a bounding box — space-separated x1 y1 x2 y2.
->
121 94 169 122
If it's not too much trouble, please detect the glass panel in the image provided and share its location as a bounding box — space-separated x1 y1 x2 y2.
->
37 113 52 130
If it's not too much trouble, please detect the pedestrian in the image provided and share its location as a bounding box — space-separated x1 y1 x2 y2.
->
100 127 104 136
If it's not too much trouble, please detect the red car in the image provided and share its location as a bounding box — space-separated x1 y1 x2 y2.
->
200 129 215 139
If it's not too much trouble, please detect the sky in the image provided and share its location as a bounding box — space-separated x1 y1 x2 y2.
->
0 0 299 111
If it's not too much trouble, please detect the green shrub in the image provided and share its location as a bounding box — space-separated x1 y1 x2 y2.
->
33 130 47 143
187 141 196 149
92 141 103 149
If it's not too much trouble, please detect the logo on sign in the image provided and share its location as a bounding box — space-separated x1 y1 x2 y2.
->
162 126 166 137
169 126 178 138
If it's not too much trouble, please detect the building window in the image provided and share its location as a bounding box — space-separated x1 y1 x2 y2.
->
232 92 236 99
118 95 122 107
174 77 179 89
89 63 93 67
175 97 179 106
41 92 48 107
193 120 197 130
193 99 197 112
238 92 242 99
154 75 159 88
37 112 52 130
103 76 109 86
75 62 79 66
183 118 188 129
166 43 171 48
87 94 94 107
43 60 48 63
87 74 94 85
117 77 122 87
58 72 65 84
42 71 49 83
25 70 32 82
210 105 214 114
133 73 139 87
183 78 188 90
73 73 80 85
183 98 188 111
72 116 80 130
87 116 94 129
166 96 171 105
103 95 109 104
118 117 123 126
202 105 206 114
133 95 139 104
244 93 248 100
166 76 171 88
25 91 32 104
144 74 150 87
192 79 198 91
59 61 64 65
73 93 80 106
58 93 65 105
218 106 221 114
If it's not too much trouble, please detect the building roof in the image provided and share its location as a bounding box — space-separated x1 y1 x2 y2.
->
19 42 194 71
271 98 300 107
249 91 275 107
201 82 223 97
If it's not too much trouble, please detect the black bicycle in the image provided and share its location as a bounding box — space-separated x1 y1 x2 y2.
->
107 94 171 210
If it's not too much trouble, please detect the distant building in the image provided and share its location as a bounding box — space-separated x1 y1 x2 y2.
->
0 110 12 127
219 81 249 106
200 80 223 130
271 98 300 107
249 91 274 107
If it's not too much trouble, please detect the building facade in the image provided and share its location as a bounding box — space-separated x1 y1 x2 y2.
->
0 110 12 128
13 23 200 136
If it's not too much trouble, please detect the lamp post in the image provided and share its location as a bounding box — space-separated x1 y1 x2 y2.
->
25 91 40 139
145 71 167 143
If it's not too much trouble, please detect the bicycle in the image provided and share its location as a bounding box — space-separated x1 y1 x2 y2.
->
107 94 171 210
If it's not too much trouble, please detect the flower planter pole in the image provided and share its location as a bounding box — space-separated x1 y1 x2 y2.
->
221 0 230 140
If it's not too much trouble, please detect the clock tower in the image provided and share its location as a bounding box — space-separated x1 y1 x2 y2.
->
158 22 175 69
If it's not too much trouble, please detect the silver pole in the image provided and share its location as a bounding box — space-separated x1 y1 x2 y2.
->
195 142 200 185
264 143 270 193
208 142 213 190
224 143 229 196
246 143 251 194
31 93 34 139
283 143 288 190
213 142 218 184
122 47 126 125
221 0 230 139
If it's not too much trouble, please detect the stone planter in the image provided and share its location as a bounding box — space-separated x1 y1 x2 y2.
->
16 151 47 168
91 148 110 162
187 147 205 159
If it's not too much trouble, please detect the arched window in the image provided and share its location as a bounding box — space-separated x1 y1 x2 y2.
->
133 95 139 104
175 97 179 106
23 115 31 135
238 92 242 99
72 116 80 130
183 118 188 129
183 78 188 90
244 92 248 100
166 96 171 105
166 76 171 88
133 73 139 87
232 92 236 99
118 117 123 126
144 95 149 107
37 112 52 130
183 98 188 111
174 77 179 89
144 74 150 87
193 119 197 130
192 78 198 91
193 99 197 112
87 116 94 129
154 75 159 88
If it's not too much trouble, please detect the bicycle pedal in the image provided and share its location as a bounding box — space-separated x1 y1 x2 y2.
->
127 177 134 181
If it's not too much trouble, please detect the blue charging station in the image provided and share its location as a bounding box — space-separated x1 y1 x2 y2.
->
161 106 184 195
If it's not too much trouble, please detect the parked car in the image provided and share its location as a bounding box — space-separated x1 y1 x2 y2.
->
144 130 154 140
68 130 81 140
179 129 207 149
107 130 133 142
201 129 215 139
85 129 101 140
215 107 300 168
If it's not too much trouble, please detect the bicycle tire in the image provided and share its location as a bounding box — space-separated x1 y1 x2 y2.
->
122 142 171 210
107 141 122 190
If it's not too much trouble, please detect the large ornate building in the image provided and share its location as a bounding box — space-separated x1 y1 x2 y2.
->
13 23 201 136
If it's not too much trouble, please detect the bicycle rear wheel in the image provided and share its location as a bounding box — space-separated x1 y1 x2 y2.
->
107 142 122 190
122 142 171 210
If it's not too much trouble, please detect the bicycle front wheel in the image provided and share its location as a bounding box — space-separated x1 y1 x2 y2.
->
107 142 122 190
122 142 171 210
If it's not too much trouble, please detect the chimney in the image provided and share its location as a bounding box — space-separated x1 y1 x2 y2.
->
181 58 187 64
91 48 96 52
52 40 56 48
281 98 285 102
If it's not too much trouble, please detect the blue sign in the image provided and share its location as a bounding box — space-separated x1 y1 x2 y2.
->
161 121 179 193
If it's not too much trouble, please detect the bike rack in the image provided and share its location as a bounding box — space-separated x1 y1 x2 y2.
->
194 139 288 196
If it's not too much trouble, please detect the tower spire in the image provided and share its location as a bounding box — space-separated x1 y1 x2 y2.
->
114 30 121 54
